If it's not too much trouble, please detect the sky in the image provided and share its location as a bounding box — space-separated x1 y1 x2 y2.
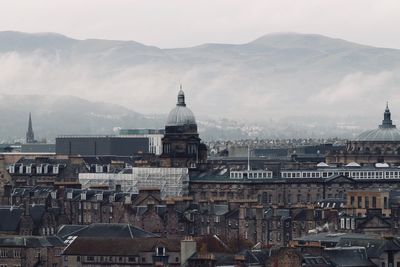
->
1 0 400 48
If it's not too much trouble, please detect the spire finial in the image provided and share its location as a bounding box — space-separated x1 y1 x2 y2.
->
177 85 186 106
380 101 396 129
26 112 35 143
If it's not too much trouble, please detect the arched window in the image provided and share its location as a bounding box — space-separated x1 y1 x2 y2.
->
262 192 268 204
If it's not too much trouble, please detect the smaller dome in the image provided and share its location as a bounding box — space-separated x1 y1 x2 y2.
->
355 103 400 142
166 88 197 127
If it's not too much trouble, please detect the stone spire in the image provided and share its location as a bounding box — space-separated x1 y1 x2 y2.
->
177 85 186 107
26 112 35 143
380 102 396 129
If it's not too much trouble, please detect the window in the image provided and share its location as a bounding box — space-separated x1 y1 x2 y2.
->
358 196 362 208
9 164 15 173
350 196 355 207
384 197 388 209
95 164 103 173
53 165 59 174
365 196 369 209
128 256 138 262
87 256 94 261
0 249 7 258
14 249 20 258
156 247 165 256
175 257 179 262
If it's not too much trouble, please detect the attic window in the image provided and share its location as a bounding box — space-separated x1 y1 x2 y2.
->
36 165 42 174
8 164 15 174
53 165 59 174
156 247 166 256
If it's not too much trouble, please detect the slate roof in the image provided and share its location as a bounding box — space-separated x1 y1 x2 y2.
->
82 156 135 166
294 233 374 246
0 236 64 248
63 237 180 256
57 223 158 241
0 206 23 232
303 256 331 267
337 237 400 258
323 247 375 267
238 249 270 265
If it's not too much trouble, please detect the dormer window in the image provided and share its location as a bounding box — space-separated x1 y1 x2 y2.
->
43 165 48 174
8 164 15 174
36 165 42 174
26 165 32 174
19 165 24 174
81 192 86 200
96 164 103 173
156 247 166 256
67 192 73 199
96 193 103 201
53 165 59 174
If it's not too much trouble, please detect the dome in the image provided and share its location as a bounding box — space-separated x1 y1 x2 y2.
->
166 88 197 127
355 103 400 142
355 127 400 142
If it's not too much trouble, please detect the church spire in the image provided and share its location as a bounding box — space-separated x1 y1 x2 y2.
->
26 112 35 143
177 85 186 107
380 102 396 129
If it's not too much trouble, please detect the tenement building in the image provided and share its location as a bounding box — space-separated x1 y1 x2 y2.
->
160 88 207 168
327 103 400 164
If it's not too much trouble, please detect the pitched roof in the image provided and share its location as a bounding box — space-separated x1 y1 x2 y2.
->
0 206 23 232
323 247 375 267
0 236 64 248
57 223 158 240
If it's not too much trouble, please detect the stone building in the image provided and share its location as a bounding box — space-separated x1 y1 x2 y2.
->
160 88 207 168
327 103 400 164
0 236 65 267
63 237 182 266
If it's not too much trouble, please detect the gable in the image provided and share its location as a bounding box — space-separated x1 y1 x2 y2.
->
358 215 392 229
325 175 355 184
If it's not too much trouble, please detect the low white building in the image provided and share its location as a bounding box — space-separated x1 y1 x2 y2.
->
79 167 189 198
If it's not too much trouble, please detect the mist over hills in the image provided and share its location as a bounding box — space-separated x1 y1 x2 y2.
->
1 31 400 140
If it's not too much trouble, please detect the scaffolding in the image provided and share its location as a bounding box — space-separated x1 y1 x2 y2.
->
79 167 189 199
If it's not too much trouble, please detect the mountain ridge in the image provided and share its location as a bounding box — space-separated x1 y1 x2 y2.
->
0 31 399 139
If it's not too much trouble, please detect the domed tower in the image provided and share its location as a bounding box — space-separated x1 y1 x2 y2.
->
160 87 207 168
327 103 400 164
